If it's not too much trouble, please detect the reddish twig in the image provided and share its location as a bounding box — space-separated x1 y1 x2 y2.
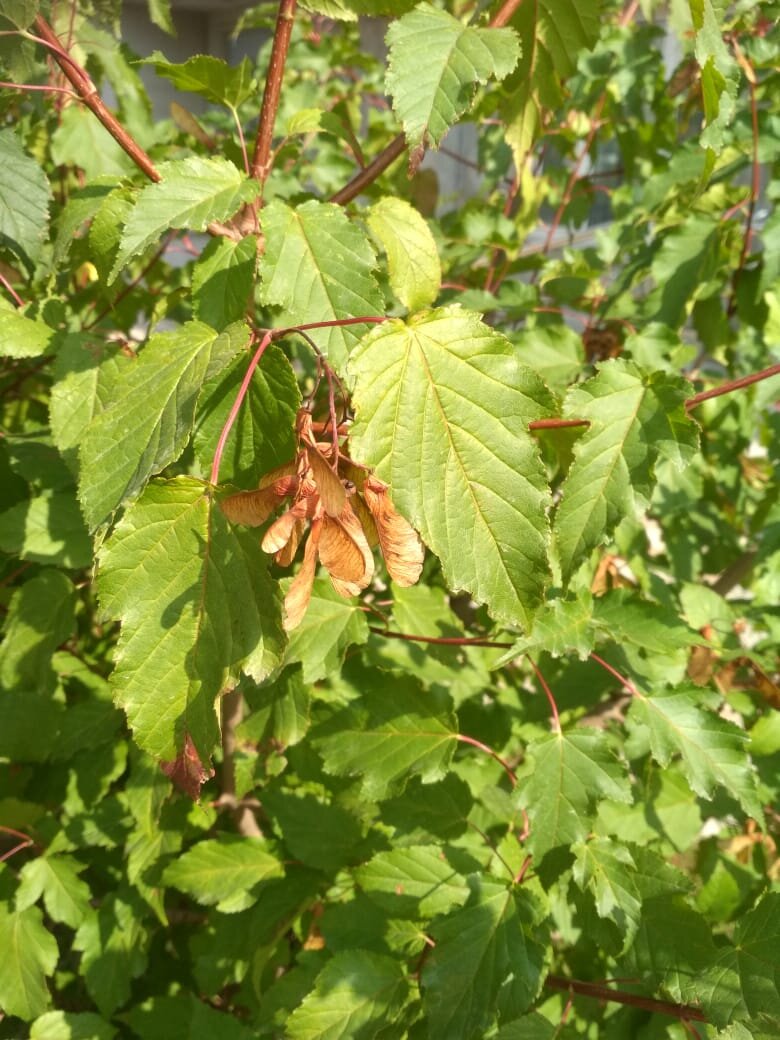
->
685 363 780 410
330 134 407 205
526 655 561 731
32 16 161 183
529 417 590 431
490 0 526 29
0 825 37 863
0 270 24 308
251 0 298 183
456 733 517 786
543 975 707 1023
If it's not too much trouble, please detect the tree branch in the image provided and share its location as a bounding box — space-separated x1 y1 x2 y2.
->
33 16 161 183
685 363 780 410
251 0 298 183
543 975 707 1023
220 688 262 837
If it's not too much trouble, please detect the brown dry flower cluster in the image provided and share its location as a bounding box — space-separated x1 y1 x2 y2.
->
221 412 424 630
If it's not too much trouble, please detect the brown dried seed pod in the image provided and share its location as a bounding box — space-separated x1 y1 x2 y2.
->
283 517 321 631
320 502 374 597
305 444 346 517
363 477 424 587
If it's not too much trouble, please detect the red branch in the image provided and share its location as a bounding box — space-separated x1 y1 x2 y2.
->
544 975 707 1023
590 653 641 697
251 0 298 183
526 655 561 731
33 16 160 183
210 331 273 486
685 363 780 410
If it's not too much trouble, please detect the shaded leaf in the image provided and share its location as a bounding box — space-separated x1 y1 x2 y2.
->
0 129 51 269
0 304 54 358
97 478 285 761
521 729 631 860
142 52 255 108
192 234 257 330
194 344 299 487
422 880 545 1040
73 895 148 1016
17 855 91 929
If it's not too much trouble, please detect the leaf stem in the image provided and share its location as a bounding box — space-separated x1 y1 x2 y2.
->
368 625 512 649
590 652 641 698
251 0 298 184
32 16 161 183
526 655 561 731
543 975 707 1023
0 270 24 308
210 330 273 486
456 733 517 786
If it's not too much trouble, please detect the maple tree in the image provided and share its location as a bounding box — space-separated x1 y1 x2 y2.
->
1 0 779 1037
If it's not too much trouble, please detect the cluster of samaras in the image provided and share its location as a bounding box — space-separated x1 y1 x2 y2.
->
221 412 424 630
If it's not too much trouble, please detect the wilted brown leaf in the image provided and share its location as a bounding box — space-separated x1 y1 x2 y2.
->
161 733 215 800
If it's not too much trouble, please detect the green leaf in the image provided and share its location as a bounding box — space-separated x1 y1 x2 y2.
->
572 838 642 950
283 579 369 683
73 895 148 1016
192 235 257 330
162 835 283 912
367 197 441 312
49 334 134 473
494 591 595 665
240 667 311 748
17 855 92 929
520 729 632 860
194 344 299 487
386 4 520 161
51 180 115 267
699 893 780 1025
380 774 473 842
31 1010 116 1040
88 188 134 285
259 199 383 373
0 904 58 1021
315 673 457 799
690 0 739 160
553 359 698 583
110 157 260 280
627 685 763 822
0 569 76 692
356 845 470 919
593 590 704 654
124 994 255 1039
142 52 255 108
349 308 554 627
79 321 246 529
51 106 136 180
262 788 365 874
0 129 51 269
501 0 600 164
496 1013 556 1040
0 489 92 568
96 477 285 760
422 880 545 1040
287 950 410 1040
0 304 54 358
146 0 174 36
512 324 585 394
0 1 39 29
650 216 721 325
